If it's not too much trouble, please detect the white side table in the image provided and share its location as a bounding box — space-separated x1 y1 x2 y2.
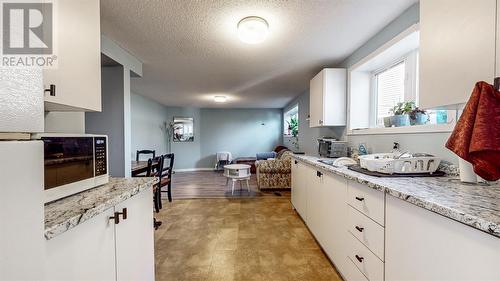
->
223 164 251 195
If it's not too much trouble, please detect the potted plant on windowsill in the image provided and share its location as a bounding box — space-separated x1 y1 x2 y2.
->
389 101 414 127
287 116 299 151
409 107 429 125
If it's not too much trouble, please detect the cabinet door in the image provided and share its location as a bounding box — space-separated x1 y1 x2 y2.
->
292 160 308 219
291 159 300 211
310 70 324 127
321 173 348 274
45 208 116 281
386 196 500 281
419 0 496 109
306 169 325 244
115 187 155 281
44 0 101 111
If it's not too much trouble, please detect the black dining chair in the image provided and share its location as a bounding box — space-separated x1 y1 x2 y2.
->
158 153 175 204
136 150 156 161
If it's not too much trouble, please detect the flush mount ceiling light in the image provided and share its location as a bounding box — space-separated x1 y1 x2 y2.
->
213 96 227 103
237 16 269 44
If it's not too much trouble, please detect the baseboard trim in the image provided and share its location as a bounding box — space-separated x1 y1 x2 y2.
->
174 168 214 172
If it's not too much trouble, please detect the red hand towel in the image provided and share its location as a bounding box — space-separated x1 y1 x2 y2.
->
445 81 500 181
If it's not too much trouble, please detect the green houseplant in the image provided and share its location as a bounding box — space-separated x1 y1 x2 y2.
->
287 116 299 150
389 101 414 127
409 107 429 125
287 116 299 137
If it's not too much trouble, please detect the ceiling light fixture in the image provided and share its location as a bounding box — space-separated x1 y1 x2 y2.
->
237 16 269 44
213 96 227 103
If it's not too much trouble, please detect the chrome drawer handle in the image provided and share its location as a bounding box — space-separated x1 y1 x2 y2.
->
355 255 364 263
355 226 364 232
355 196 364 201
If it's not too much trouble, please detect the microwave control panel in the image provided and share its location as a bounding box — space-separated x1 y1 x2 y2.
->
94 137 107 176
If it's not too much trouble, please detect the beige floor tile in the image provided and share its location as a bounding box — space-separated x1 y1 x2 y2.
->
155 198 341 281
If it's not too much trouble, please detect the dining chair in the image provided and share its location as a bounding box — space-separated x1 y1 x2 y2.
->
136 150 156 161
159 153 175 203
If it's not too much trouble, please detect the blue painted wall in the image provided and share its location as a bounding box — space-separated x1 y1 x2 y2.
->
131 93 282 170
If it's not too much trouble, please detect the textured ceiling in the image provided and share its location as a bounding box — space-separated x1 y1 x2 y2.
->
101 0 417 108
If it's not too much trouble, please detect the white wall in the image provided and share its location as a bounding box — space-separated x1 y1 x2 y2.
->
44 112 85 133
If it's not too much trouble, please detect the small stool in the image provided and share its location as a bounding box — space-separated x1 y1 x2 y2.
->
223 164 251 195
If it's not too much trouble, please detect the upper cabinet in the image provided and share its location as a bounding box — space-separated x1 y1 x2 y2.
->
309 68 346 127
419 0 496 109
43 0 101 112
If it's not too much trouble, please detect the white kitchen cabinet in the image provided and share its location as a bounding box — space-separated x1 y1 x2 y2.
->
43 0 101 112
45 187 154 281
306 167 324 242
115 187 155 281
419 0 496 109
293 160 352 278
321 172 348 274
46 208 117 281
291 159 307 219
309 68 346 127
385 195 500 281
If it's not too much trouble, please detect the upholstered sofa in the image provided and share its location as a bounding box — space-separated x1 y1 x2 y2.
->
255 150 293 190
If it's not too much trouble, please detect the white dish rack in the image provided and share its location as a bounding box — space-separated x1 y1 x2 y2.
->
359 153 441 174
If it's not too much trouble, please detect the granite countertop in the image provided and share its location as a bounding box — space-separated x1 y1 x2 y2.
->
292 154 500 238
44 177 157 240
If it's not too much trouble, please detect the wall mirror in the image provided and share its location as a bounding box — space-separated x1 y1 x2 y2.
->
172 117 194 142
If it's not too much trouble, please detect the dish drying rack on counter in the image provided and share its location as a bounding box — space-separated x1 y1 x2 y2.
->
358 153 441 174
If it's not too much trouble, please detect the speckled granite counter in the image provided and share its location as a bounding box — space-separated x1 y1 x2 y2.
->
44 177 157 240
292 154 500 238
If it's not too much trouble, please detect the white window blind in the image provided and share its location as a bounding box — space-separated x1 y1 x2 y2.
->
376 62 405 125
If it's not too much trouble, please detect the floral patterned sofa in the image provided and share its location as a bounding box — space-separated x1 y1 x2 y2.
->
255 150 293 190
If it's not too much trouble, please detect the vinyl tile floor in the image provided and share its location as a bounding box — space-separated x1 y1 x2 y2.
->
154 198 343 281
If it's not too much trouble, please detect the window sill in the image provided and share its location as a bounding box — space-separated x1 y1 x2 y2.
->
347 123 455 136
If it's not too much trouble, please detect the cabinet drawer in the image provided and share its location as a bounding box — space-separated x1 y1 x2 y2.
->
343 257 369 281
348 181 385 226
348 206 384 261
348 235 384 281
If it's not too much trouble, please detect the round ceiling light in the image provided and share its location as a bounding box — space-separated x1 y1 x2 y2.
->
213 96 227 103
237 16 269 44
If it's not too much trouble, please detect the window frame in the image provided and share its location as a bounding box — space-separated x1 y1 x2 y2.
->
346 23 456 135
370 50 419 127
283 104 299 136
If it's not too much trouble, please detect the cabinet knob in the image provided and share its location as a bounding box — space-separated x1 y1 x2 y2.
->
355 255 364 263
316 171 323 177
117 208 127 220
44 84 56 96
355 226 364 232
294 160 298 164
355 196 364 202
109 212 120 224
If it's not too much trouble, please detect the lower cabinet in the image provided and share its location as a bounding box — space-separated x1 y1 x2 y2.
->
296 163 348 275
291 160 307 219
385 195 500 281
293 159 500 281
46 208 116 281
45 187 154 281
115 188 155 281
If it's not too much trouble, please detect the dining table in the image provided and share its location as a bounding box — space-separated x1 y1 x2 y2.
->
131 160 159 177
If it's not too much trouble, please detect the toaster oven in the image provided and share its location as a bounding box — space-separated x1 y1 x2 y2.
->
318 138 348 158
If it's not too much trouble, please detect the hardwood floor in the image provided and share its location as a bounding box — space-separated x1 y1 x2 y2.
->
170 171 291 199
154 198 342 281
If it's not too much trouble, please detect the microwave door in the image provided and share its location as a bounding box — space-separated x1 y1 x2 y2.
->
43 137 94 190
